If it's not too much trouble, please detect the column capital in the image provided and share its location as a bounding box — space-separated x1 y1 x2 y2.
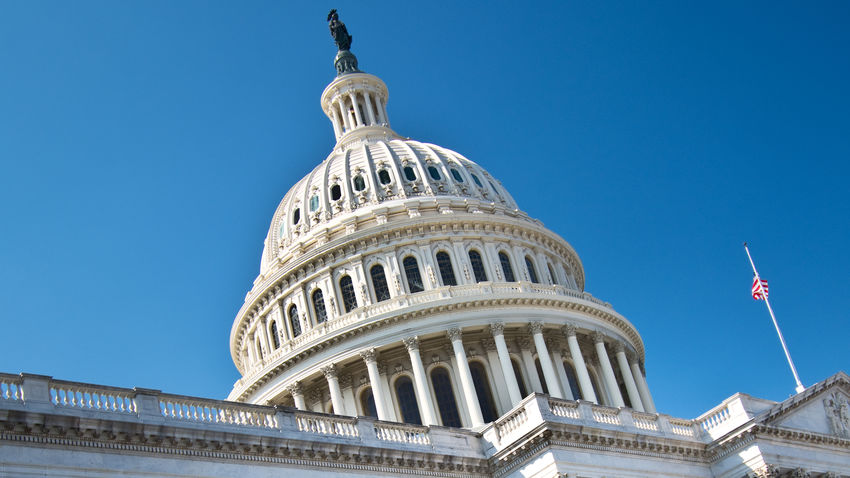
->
562 323 577 337
528 321 545 335
612 341 626 354
447 327 462 342
286 381 303 396
590 331 606 344
489 322 505 336
321 364 338 379
360 347 378 363
402 336 420 351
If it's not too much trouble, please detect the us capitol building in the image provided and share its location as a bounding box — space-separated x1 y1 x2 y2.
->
1 12 848 478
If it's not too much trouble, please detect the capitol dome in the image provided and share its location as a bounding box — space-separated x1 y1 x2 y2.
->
228 20 655 428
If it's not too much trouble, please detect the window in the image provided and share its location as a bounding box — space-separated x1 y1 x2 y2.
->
469 362 497 422
278 223 285 238
471 173 483 187
270 321 280 349
525 256 539 283
511 359 529 398
468 250 487 283
450 168 464 182
394 376 422 425
378 169 391 184
427 166 441 180
370 264 391 302
292 208 300 225
339 275 358 313
403 256 424 293
330 184 342 201
353 175 366 191
255 337 263 360
360 388 378 418
430 368 461 427
288 305 301 338
309 195 319 212
403 166 417 181
564 361 580 401
534 358 549 394
436 251 457 286
499 252 516 282
312 289 327 324
548 263 559 285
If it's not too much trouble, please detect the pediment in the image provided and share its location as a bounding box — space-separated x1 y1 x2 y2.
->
759 372 850 439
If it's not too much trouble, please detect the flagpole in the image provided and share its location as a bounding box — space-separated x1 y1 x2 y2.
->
743 242 806 394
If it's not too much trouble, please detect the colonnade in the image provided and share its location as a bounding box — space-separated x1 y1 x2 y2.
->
283 322 656 428
327 89 389 139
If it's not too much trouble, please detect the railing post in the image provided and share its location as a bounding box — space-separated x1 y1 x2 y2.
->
274 405 295 432
133 388 164 422
657 413 674 435
577 400 594 421
20 373 53 412
355 416 377 445
618 407 636 430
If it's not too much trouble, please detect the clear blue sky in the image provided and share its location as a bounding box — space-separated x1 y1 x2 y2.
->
1 1 848 419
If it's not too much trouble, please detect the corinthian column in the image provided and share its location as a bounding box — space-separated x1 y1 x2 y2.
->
286 381 306 410
529 322 563 399
613 342 644 411
629 353 656 413
562 324 597 403
446 327 484 426
402 336 438 425
322 364 346 415
591 332 625 408
360 348 390 421
490 323 523 404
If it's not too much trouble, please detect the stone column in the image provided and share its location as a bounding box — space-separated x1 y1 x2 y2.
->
518 337 543 393
360 348 390 421
339 374 357 416
629 354 656 413
402 336 438 426
548 337 574 400
490 323 523 404
613 342 644 412
446 327 485 426
376 361 398 422
374 96 386 124
330 105 342 137
287 382 306 410
562 325 597 403
591 332 625 408
348 93 363 127
337 100 352 131
362 90 377 125
322 364 346 415
379 96 390 126
482 336 510 413
529 322 563 399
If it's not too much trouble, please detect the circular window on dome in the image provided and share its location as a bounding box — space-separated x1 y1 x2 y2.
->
428 166 441 180
378 169 392 185
292 208 301 225
450 168 464 182
309 195 319 212
471 174 483 187
353 175 366 191
403 166 416 181
330 184 342 201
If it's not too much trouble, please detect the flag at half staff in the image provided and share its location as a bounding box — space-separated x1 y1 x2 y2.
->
752 277 768 300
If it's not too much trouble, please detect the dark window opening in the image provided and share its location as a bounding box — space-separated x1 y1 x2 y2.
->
270 321 280 349
468 250 487 283
525 256 539 283
395 376 422 425
312 289 327 324
499 252 516 282
330 184 342 201
469 362 497 422
427 166 441 180
436 251 457 286
450 168 464 182
370 264 391 302
471 174 483 187
288 305 301 337
339 275 358 313
360 388 378 418
430 368 461 427
292 208 300 225
378 169 391 184
403 256 424 293
353 175 366 191
403 166 417 181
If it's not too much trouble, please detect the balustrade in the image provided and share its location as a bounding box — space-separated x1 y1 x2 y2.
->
632 411 660 431
668 417 698 437
374 422 430 445
698 403 731 432
50 382 136 414
591 405 621 425
159 395 276 428
295 413 358 437
0 374 22 401
548 398 580 419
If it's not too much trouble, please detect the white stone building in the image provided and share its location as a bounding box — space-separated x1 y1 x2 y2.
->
1 13 848 478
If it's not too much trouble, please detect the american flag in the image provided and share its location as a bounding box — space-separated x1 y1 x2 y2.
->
752 276 769 300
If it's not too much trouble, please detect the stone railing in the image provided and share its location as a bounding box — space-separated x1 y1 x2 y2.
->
0 373 22 401
295 412 358 437
374 422 431 445
159 393 277 428
51 379 137 414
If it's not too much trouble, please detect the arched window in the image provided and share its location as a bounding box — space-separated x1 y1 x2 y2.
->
499 252 516 282
468 250 487 283
403 166 417 181
288 305 301 337
534 358 549 394
378 169 392 185
471 173 483 187
370 264 391 302
548 263 559 286
511 359 529 398
563 361 580 400
330 184 342 201
394 376 422 425
312 289 327 324
360 387 378 418
525 256 540 283
403 256 424 293
270 321 280 349
339 275 358 313
353 175 366 191
309 195 319 212
469 362 497 422
450 168 464 182
255 336 263 360
427 166 441 180
292 208 300 225
430 368 461 427
435 251 457 286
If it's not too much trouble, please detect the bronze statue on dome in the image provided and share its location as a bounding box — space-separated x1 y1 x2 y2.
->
327 9 352 51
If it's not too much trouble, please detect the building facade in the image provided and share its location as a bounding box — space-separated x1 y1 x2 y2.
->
1 13 849 478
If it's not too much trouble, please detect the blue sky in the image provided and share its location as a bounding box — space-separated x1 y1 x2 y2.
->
1 1 848 419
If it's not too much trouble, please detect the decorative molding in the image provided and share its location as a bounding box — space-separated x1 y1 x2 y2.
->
489 322 505 337
590 331 605 345
321 364 338 380
360 348 378 363
562 324 577 337
527 321 544 335
286 381 303 397
402 336 420 352
447 327 462 342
